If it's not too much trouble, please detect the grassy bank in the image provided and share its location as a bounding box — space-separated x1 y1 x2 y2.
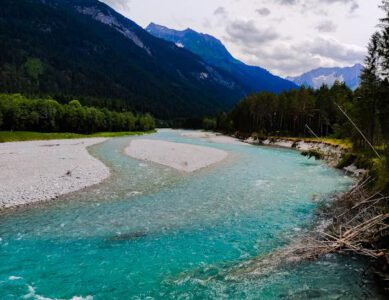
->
0 130 156 143
272 137 352 150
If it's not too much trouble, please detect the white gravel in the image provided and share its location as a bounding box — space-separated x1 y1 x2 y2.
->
125 139 228 172
0 138 110 209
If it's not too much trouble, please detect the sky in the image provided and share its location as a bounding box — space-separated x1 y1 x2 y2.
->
101 0 383 77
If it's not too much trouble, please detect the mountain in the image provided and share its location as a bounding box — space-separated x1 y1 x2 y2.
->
146 23 298 95
0 0 246 118
287 64 363 90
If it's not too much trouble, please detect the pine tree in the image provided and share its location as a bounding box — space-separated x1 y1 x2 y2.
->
379 0 389 78
353 32 382 150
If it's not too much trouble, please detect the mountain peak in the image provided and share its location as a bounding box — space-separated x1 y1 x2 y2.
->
287 64 363 90
146 23 297 94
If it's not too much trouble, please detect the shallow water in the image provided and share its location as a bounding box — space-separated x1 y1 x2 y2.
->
0 130 382 299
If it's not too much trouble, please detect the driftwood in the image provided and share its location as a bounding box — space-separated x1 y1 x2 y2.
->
230 178 389 279
285 178 389 261
316 178 389 259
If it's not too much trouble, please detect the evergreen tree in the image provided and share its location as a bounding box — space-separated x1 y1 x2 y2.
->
353 32 382 150
379 0 389 78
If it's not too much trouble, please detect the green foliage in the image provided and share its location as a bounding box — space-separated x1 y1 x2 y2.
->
370 157 389 191
24 58 44 81
202 117 217 131
216 112 234 133
69 100 82 108
137 114 155 131
228 85 353 138
0 94 155 134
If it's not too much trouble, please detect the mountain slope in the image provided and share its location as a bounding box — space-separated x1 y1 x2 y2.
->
146 23 298 95
287 64 363 90
0 0 245 118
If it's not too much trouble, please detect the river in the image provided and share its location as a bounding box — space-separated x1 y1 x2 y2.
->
0 130 382 299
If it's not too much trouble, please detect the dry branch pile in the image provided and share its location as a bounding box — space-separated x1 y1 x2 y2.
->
312 178 389 259
229 178 389 293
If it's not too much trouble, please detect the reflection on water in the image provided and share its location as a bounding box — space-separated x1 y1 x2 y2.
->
0 130 381 299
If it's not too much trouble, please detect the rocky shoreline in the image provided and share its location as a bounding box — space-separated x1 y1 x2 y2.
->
0 138 110 210
242 136 367 177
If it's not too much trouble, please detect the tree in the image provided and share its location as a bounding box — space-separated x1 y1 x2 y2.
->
24 58 44 81
203 117 217 131
0 94 155 133
353 32 382 150
379 0 389 78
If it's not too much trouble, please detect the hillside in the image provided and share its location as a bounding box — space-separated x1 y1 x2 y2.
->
0 0 246 118
146 23 298 95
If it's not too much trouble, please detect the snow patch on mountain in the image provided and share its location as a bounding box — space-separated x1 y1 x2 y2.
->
311 73 345 89
287 64 362 90
199 72 209 80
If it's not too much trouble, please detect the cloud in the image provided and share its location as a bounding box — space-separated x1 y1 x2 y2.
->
315 20 337 32
275 0 299 5
305 37 364 62
320 0 359 12
231 35 364 76
256 8 271 16
101 0 131 13
226 20 279 45
214 6 227 16
274 0 359 13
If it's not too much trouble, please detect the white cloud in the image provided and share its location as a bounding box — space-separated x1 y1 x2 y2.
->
214 6 227 16
101 0 131 14
234 36 365 76
256 8 271 17
226 20 279 45
316 20 337 32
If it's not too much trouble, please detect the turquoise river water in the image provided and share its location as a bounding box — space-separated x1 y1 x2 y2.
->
0 130 383 299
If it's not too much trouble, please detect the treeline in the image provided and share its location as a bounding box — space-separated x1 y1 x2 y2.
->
225 83 354 138
202 82 353 137
0 94 155 133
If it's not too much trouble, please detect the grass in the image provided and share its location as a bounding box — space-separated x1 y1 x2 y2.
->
269 136 353 150
0 130 156 143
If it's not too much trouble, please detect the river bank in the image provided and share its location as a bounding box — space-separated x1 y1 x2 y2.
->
240 135 368 177
0 138 110 209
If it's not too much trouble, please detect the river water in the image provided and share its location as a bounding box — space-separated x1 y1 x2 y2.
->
0 130 382 299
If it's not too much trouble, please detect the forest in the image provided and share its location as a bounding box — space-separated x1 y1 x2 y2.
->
0 94 155 133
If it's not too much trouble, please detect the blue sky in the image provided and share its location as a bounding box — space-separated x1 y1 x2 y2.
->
101 0 383 76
